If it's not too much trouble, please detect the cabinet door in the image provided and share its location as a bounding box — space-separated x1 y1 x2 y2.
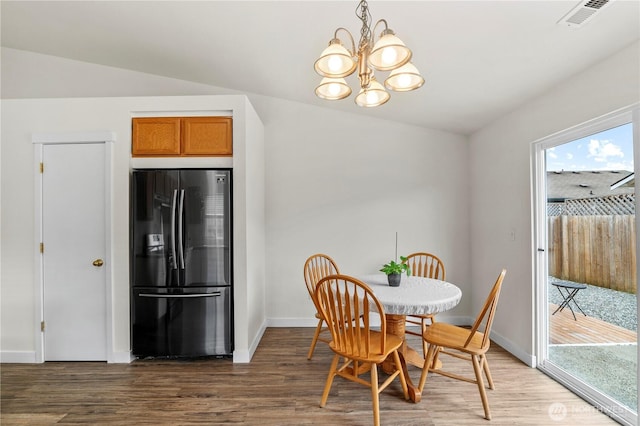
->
182 117 232 156
132 117 181 156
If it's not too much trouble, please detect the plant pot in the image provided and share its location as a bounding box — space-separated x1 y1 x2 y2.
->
387 273 401 287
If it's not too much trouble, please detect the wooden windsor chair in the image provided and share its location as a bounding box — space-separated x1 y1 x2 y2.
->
404 252 446 356
303 253 340 360
417 269 507 420
315 274 409 426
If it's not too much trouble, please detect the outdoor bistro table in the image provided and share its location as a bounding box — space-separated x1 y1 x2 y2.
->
359 274 462 403
551 280 587 321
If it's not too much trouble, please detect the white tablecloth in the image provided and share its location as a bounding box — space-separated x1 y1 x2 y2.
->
359 274 462 316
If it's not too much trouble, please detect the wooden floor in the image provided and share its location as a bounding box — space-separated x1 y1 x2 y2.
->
549 304 637 345
1 328 619 425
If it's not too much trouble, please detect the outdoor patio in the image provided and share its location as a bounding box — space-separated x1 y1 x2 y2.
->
547 278 637 411
549 303 637 345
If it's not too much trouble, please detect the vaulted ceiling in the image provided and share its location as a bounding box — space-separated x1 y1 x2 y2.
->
2 1 639 135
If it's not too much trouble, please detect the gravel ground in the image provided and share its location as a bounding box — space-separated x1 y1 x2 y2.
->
548 276 637 332
548 345 637 411
548 276 637 411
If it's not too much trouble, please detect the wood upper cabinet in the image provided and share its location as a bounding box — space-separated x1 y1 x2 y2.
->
132 116 232 157
182 117 232 156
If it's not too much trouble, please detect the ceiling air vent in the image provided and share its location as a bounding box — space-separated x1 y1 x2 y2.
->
558 0 613 28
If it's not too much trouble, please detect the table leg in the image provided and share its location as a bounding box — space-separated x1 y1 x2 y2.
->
383 314 423 403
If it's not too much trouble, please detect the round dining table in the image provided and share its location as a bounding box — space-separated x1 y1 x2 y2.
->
359 273 462 403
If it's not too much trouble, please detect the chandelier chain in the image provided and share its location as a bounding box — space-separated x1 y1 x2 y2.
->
355 0 372 49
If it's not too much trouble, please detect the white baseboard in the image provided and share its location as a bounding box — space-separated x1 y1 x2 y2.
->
266 318 321 327
233 320 267 363
1 351 37 363
489 330 536 367
265 315 536 368
109 351 134 364
266 316 472 328
1 350 136 364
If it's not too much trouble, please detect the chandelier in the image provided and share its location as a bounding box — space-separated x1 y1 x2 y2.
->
314 0 424 108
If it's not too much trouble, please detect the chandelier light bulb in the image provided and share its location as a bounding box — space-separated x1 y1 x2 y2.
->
314 39 357 78
354 79 390 107
315 77 352 100
380 47 398 67
369 32 412 71
384 62 424 92
328 56 345 73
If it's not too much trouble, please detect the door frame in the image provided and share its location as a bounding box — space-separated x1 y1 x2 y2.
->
33 131 115 363
532 104 639 425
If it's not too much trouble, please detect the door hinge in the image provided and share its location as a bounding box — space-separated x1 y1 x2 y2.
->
41 321 45 332
40 162 44 173
40 242 44 253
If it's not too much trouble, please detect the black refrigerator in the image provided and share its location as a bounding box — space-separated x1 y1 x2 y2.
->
130 169 233 357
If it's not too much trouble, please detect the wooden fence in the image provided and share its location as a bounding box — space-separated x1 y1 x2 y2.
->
548 215 637 294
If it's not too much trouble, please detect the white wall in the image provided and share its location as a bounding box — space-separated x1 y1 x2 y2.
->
1 48 472 361
469 41 640 365
255 96 471 325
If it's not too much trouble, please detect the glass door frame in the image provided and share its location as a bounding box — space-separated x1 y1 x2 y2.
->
532 104 639 426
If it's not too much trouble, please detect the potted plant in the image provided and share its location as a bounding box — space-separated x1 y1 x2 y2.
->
380 256 411 287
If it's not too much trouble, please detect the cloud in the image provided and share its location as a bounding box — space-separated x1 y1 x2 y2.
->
605 161 634 172
587 139 624 163
547 150 557 159
566 153 573 160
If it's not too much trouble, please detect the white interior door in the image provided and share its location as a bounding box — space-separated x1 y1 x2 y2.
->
42 142 107 361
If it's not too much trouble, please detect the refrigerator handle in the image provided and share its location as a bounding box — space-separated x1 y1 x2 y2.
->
139 292 221 299
170 189 178 270
177 189 185 269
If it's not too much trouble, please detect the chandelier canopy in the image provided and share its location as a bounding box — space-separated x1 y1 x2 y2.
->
314 0 424 107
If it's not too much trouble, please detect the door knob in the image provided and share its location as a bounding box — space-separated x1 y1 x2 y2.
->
92 259 104 267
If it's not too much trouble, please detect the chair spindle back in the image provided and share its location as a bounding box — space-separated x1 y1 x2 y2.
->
465 269 507 349
406 252 446 280
315 274 386 359
304 254 340 308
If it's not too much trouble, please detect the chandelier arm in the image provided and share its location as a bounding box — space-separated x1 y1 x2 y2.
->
371 19 388 46
333 27 357 57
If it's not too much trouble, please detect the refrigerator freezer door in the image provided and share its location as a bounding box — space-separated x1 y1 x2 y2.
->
180 170 232 286
131 287 233 357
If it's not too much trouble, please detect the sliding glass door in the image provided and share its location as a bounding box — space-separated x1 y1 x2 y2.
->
533 106 638 426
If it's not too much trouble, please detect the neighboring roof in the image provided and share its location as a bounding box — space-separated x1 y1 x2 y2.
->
547 170 634 202
611 172 635 190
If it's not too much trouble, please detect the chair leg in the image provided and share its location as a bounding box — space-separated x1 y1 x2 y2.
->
481 355 495 390
471 354 491 420
370 362 380 426
320 354 340 407
421 318 428 358
418 343 438 393
392 350 409 400
307 318 324 360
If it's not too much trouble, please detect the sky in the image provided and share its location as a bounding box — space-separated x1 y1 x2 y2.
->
546 123 634 172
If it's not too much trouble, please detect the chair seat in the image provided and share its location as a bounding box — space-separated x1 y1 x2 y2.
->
423 322 487 354
329 330 404 364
